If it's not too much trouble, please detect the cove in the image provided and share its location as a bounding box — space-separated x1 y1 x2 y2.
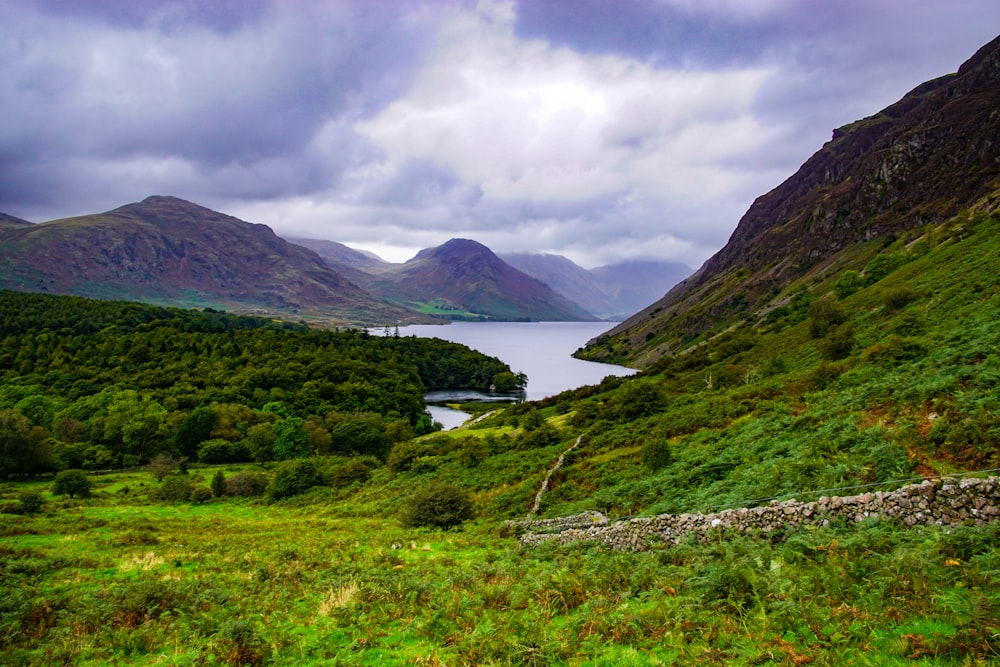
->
389 321 637 428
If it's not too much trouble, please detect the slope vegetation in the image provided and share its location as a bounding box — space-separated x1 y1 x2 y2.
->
581 34 1000 368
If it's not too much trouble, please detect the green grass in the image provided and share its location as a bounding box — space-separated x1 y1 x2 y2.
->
2 469 998 665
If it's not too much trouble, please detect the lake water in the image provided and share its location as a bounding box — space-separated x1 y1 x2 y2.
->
387 321 637 428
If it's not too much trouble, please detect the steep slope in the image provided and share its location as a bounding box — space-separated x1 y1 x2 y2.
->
383 239 597 321
581 34 1000 367
0 196 416 325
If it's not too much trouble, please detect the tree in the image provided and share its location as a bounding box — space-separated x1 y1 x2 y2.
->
329 420 389 460
175 407 219 460
273 417 311 460
147 452 179 481
246 422 275 464
267 459 326 500
211 470 227 497
401 483 474 529
52 469 91 498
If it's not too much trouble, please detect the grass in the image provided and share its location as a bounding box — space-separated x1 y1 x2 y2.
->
2 465 999 666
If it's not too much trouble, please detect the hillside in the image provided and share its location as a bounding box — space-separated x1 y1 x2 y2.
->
501 252 614 317
580 34 1000 367
0 196 415 325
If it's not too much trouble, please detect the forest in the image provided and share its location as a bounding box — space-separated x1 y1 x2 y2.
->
0 290 512 476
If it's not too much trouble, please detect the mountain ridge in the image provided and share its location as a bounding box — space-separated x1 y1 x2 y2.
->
582 33 1000 367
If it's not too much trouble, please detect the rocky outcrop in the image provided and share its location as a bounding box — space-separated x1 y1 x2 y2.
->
513 476 1000 551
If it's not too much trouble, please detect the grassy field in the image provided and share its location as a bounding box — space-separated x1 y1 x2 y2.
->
3 464 999 666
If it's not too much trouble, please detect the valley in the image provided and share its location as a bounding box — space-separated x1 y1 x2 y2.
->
1 28 1000 667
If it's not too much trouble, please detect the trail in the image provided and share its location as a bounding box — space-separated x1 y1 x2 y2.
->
528 434 583 518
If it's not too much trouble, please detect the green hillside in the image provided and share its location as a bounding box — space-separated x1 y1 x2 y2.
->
2 208 999 665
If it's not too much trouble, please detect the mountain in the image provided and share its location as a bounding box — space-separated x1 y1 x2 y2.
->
503 253 692 320
381 239 597 321
0 196 416 325
502 253 615 317
287 237 390 275
580 34 1000 367
590 260 693 319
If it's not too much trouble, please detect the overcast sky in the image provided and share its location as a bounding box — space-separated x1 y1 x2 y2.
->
2 1 997 268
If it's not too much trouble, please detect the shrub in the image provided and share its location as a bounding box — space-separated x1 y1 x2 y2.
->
833 270 861 299
190 486 213 503
401 483 474 529
157 475 195 502
198 439 248 464
211 470 227 497
808 296 846 338
52 469 91 498
226 471 268 497
146 452 179 481
329 459 373 488
516 423 561 449
267 459 326 500
862 335 928 365
16 491 44 514
641 439 673 471
821 324 855 360
882 285 920 311
387 441 435 473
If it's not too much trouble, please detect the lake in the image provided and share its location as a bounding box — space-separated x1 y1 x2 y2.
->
384 321 637 428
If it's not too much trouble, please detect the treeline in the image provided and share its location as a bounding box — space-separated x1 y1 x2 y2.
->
0 291 512 477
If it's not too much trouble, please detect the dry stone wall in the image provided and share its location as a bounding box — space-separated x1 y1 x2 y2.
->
510 476 1000 551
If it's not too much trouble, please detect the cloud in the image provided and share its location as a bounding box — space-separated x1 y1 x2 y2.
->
1 0 999 269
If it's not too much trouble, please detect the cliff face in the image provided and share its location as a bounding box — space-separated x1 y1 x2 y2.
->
582 35 1000 367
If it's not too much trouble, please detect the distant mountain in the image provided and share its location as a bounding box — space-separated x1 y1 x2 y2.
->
503 253 692 320
381 239 597 321
288 237 390 274
579 34 1000 367
0 196 416 325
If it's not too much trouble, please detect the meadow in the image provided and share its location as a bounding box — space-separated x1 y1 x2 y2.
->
2 461 999 666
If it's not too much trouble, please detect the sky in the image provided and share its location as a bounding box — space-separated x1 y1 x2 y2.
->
1 1 998 269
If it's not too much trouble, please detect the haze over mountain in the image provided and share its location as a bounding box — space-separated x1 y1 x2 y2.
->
503 253 692 321
0 196 415 325
580 35 1000 367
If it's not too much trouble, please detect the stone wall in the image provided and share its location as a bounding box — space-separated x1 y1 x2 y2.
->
511 476 1000 551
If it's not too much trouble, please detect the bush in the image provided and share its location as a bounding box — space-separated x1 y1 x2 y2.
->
157 475 195 502
190 486 213 503
198 439 249 464
401 483 474 529
211 470 226 497
267 459 326 500
52 469 91 498
808 296 846 338
882 285 920 311
821 324 855 360
328 459 373 488
17 491 44 514
641 439 673 471
387 441 435 473
226 471 268 497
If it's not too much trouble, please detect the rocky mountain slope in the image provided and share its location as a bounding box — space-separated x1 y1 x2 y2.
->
0 196 414 325
581 34 1000 367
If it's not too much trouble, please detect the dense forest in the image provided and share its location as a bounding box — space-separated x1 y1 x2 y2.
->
0 291 512 476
